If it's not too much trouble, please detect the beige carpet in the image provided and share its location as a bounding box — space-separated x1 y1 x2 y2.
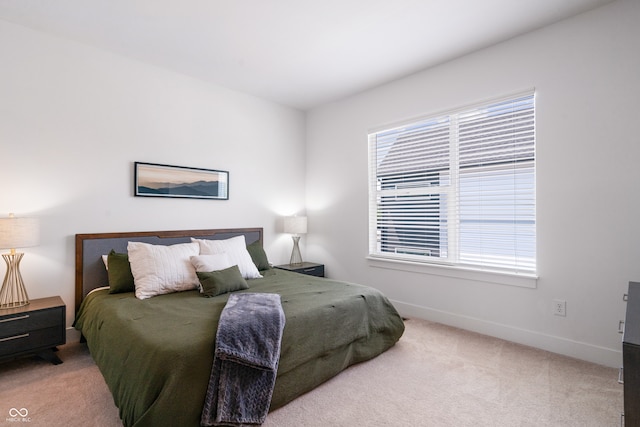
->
0 318 623 426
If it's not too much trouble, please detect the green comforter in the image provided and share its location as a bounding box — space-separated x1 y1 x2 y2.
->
74 269 405 427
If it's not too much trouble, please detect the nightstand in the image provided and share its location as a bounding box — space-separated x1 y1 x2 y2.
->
275 262 325 277
0 296 66 365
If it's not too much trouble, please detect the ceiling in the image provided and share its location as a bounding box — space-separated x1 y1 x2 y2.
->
0 0 614 110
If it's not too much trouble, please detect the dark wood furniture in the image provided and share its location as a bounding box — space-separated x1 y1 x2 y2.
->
275 262 324 277
623 281 640 425
0 296 66 365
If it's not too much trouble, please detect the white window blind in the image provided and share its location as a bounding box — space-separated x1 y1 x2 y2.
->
368 93 535 275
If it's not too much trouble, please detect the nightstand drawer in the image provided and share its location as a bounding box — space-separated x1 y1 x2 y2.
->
0 296 66 364
0 307 64 338
297 265 324 277
0 326 64 357
274 262 325 277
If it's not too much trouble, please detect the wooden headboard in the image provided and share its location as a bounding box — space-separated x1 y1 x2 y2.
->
75 227 263 312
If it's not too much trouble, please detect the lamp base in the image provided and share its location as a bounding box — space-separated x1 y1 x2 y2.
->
0 252 30 309
289 235 303 265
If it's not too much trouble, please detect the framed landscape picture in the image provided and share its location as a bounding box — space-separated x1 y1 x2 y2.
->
134 162 229 200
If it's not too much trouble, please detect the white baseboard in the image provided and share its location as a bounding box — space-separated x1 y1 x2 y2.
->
392 300 622 369
66 327 82 343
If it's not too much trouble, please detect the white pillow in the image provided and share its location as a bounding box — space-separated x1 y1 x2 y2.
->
190 253 234 293
192 236 262 279
127 241 200 300
190 253 234 272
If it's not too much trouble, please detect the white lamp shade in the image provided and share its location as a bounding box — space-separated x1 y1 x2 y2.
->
0 216 40 249
284 216 307 235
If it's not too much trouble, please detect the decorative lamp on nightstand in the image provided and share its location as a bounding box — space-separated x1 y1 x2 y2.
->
284 216 307 265
0 213 39 309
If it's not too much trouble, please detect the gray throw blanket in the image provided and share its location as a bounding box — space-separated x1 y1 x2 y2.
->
201 293 286 426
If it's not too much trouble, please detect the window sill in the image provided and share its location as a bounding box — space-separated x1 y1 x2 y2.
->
366 256 538 289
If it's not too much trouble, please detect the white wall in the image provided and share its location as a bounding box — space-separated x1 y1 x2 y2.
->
305 0 640 367
0 20 307 329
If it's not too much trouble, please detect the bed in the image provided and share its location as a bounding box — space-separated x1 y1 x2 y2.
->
73 228 405 427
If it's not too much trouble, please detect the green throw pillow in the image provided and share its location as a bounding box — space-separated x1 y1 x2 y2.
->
197 265 249 297
246 241 271 271
107 250 135 294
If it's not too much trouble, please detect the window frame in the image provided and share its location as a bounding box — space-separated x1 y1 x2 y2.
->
368 91 537 285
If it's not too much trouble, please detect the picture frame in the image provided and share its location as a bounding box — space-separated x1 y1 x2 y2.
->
134 162 229 200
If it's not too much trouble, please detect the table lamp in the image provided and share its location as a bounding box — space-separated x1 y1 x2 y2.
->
284 216 307 265
0 213 39 309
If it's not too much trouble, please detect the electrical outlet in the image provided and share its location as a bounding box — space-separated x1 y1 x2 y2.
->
553 299 566 317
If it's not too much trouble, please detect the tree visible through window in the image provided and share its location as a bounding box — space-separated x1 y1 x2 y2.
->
368 93 535 274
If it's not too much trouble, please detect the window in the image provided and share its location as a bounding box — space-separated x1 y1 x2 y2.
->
368 93 535 275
